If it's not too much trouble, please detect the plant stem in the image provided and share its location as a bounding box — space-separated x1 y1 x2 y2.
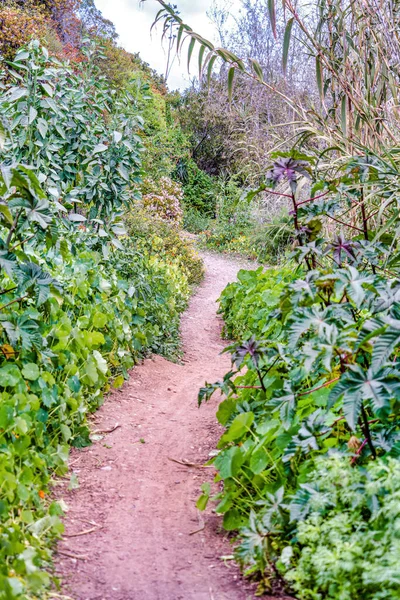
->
298 377 340 397
0 295 28 312
256 367 267 392
296 191 331 207
361 404 376 459
326 214 364 233
6 209 22 249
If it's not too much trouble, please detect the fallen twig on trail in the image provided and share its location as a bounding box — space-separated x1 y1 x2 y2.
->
190 512 205 535
91 423 121 435
65 526 102 538
189 524 205 535
168 457 213 469
57 550 88 560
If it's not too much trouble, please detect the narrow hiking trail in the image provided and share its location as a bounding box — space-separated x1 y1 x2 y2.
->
56 252 258 600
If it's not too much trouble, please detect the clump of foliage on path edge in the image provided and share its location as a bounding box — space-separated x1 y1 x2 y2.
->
197 159 400 598
0 41 197 599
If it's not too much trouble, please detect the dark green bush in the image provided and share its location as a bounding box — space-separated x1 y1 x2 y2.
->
177 159 217 216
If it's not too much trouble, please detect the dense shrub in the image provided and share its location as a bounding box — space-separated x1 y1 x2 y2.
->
141 176 184 225
218 266 297 339
125 208 204 286
182 207 211 234
178 159 217 216
0 8 51 61
199 221 255 258
283 455 400 600
196 155 400 596
0 169 190 600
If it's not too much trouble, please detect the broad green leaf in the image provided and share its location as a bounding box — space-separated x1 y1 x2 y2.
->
93 350 108 375
224 412 254 441
93 312 108 328
0 364 22 387
223 508 244 531
40 83 54 97
250 448 269 474
216 399 236 425
215 446 244 479
93 143 108 154
22 363 40 381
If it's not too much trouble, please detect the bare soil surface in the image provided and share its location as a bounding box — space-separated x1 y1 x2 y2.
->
55 252 280 600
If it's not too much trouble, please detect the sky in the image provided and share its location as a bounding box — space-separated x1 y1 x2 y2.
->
95 0 240 89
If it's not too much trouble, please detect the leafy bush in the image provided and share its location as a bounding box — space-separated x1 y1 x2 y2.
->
196 154 400 596
219 266 297 339
141 176 184 225
178 159 217 216
0 7 50 61
125 208 204 286
0 163 190 600
198 221 258 260
182 206 211 234
196 178 294 263
0 40 143 221
283 455 400 600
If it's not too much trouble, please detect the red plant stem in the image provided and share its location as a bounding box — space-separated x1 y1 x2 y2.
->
317 417 381 438
298 377 340 397
326 214 364 233
296 191 331 207
351 439 368 464
265 189 293 199
366 209 379 222
291 193 299 232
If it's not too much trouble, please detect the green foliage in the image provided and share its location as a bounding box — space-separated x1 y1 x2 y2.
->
197 154 400 595
282 455 400 600
182 207 211 234
177 159 217 216
0 40 143 221
0 170 190 599
125 208 204 286
199 220 254 258
196 178 292 263
219 266 297 339
0 40 193 600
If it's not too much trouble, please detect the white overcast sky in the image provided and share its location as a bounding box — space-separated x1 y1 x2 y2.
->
95 0 240 89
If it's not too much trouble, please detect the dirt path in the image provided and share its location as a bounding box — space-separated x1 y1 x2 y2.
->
56 252 258 600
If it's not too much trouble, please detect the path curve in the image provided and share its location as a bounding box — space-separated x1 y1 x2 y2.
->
57 252 258 600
